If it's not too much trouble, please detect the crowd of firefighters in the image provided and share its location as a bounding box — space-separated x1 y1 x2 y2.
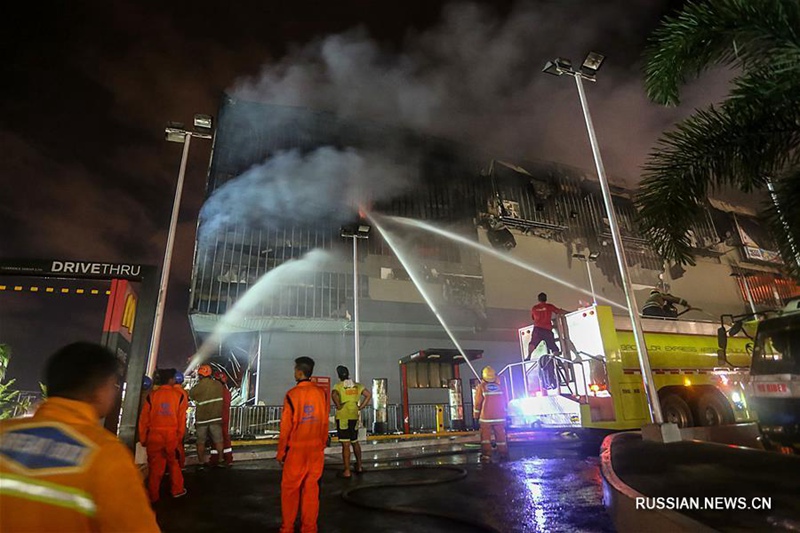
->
0 343 512 533
137 364 234 503
0 285 701 531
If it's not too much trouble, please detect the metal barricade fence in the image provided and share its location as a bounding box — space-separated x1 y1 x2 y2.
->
226 403 473 438
228 405 284 438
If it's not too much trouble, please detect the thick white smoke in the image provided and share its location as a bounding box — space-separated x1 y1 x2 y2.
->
198 146 416 244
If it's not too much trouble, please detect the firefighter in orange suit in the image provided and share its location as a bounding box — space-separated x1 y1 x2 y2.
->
139 368 187 502
209 370 233 467
473 366 509 463
0 342 159 532
173 370 189 469
277 356 329 533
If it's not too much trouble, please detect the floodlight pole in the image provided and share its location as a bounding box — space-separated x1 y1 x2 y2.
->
571 73 664 425
149 121 212 376
352 235 361 383
148 133 192 377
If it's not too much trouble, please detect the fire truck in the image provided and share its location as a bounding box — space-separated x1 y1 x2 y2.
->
505 305 753 436
718 298 800 452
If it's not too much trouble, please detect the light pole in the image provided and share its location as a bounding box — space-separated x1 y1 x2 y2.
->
340 222 371 382
148 115 213 376
573 251 600 305
544 54 673 437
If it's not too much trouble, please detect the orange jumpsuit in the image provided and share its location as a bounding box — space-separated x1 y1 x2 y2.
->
173 384 189 468
0 397 159 532
139 384 186 502
277 380 328 533
473 379 509 460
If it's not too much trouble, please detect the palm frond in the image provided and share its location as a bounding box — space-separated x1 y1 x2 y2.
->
644 0 800 106
636 96 799 267
761 171 800 279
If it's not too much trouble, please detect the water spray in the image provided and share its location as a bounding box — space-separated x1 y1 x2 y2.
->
388 216 627 311
185 249 330 374
367 214 482 380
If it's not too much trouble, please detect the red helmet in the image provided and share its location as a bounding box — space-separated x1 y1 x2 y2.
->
213 370 228 384
197 364 212 377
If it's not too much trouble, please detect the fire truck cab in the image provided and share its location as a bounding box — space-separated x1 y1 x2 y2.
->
719 298 800 453
506 305 753 435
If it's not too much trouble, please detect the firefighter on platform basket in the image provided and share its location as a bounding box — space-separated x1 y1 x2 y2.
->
208 370 233 467
473 365 509 463
641 288 689 319
529 292 568 359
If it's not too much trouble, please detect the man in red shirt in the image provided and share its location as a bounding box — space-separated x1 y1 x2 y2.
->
529 292 568 359
277 357 328 533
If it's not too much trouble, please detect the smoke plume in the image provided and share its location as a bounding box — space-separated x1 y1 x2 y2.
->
198 146 417 244
232 1 729 185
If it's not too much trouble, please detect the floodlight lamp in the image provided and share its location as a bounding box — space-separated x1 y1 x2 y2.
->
193 114 213 131
589 251 600 261
581 52 605 74
572 253 586 260
357 224 371 237
165 125 187 143
543 57 572 76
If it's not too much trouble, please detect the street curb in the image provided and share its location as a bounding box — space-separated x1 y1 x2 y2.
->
599 432 715 533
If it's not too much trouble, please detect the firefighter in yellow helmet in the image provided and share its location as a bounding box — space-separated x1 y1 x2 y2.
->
473 366 509 463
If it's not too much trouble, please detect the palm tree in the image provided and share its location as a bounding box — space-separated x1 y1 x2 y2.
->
0 344 30 419
636 0 800 279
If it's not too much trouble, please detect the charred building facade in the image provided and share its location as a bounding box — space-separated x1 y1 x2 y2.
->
189 95 800 406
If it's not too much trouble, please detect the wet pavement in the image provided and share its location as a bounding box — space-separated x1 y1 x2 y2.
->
608 432 800 531
154 442 614 533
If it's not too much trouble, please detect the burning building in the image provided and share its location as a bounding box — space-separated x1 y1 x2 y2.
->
189 94 799 409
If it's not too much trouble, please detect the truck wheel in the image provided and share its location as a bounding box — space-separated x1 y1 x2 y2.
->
697 393 734 426
661 394 693 428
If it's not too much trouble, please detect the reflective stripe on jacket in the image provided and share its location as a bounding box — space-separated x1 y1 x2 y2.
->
189 377 225 424
0 397 160 532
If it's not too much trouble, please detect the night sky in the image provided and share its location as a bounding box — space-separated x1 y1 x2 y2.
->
1 0 728 388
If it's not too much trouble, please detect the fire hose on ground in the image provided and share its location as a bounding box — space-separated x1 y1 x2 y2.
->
331 447 503 533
